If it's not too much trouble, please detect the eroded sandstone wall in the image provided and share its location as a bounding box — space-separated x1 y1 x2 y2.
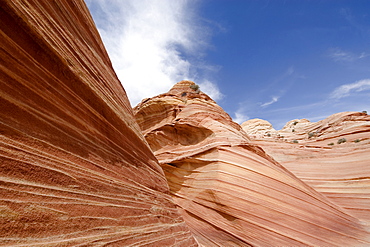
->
135 81 370 246
243 112 370 224
0 1 197 246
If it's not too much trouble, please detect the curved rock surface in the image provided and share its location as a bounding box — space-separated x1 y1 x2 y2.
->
244 112 370 224
0 1 197 246
241 119 276 138
134 81 370 246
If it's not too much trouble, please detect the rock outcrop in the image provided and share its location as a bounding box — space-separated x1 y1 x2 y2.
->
0 1 197 246
243 112 370 224
241 119 277 138
134 81 370 246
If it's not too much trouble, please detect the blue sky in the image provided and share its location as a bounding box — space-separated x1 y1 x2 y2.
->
86 0 370 129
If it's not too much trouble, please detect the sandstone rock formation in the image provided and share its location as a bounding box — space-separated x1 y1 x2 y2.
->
281 118 311 132
241 119 277 138
243 112 370 225
0 1 197 246
134 81 370 246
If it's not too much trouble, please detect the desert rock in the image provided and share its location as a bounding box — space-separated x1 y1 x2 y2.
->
0 1 197 246
241 119 277 138
134 81 370 246
245 112 370 224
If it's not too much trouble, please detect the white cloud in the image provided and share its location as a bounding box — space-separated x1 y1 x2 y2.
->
231 104 250 124
261 96 279 107
198 80 223 101
330 79 370 99
86 0 220 107
233 112 249 124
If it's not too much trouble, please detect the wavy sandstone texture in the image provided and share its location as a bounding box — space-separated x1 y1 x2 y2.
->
134 81 370 246
241 119 277 138
242 112 370 224
0 1 197 246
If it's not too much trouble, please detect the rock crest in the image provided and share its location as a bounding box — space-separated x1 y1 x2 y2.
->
241 118 277 137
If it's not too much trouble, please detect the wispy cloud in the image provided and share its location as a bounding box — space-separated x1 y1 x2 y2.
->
261 96 280 107
330 79 370 99
233 112 249 124
260 66 297 93
231 103 250 124
328 48 370 62
86 0 222 106
359 52 370 59
199 80 223 101
232 66 297 125
329 48 355 62
286 66 294 76
339 7 369 35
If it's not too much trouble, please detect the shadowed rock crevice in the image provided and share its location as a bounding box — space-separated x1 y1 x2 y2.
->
145 123 214 152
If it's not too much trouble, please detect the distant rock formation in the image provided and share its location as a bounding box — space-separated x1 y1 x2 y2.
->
241 119 277 138
242 112 370 224
281 118 311 131
134 81 370 246
0 1 197 246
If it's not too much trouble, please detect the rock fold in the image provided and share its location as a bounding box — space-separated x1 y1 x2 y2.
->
135 81 370 246
0 1 196 246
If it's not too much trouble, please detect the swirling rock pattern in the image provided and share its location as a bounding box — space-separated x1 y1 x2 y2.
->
243 112 370 224
135 81 370 246
0 1 197 246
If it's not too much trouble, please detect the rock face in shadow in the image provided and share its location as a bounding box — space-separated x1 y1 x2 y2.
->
0 1 197 246
242 112 370 224
134 81 370 246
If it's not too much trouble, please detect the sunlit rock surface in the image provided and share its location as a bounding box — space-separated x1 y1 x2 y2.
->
0 1 197 246
243 112 370 224
241 119 277 138
135 81 370 246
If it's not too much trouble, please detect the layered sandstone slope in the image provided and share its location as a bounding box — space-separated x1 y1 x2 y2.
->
134 81 370 246
0 1 197 246
243 112 370 223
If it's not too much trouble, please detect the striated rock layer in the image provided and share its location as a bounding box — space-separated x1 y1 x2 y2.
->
243 112 370 224
241 119 277 138
0 1 197 246
134 81 370 246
